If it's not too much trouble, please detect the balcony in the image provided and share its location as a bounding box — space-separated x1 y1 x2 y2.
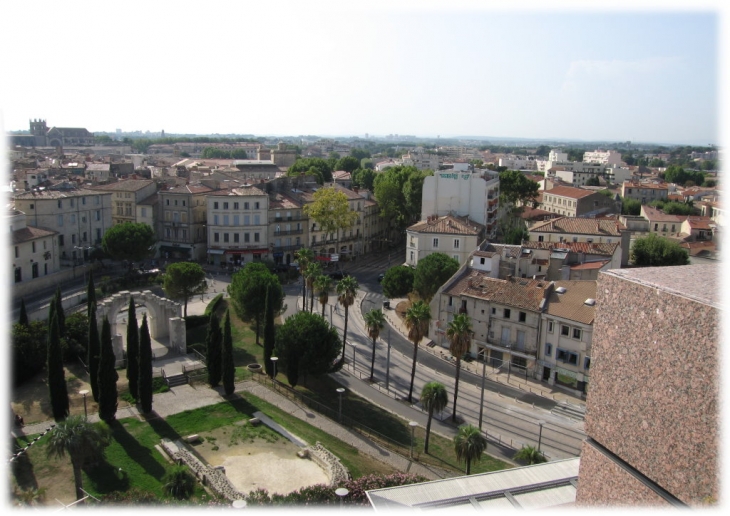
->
273 229 304 236
486 336 536 357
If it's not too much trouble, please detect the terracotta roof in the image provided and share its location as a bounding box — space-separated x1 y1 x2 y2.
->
545 280 597 325
684 217 714 230
137 193 158 206
543 185 597 199
444 269 550 312
640 205 685 222
210 185 267 197
14 188 110 199
522 240 619 256
529 217 625 236
409 215 484 236
90 179 155 192
622 181 668 190
569 260 609 271
13 226 56 244
270 192 302 210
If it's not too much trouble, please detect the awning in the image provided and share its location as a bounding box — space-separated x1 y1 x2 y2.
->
207 249 225 255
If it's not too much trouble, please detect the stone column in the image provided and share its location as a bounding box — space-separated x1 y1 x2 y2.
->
112 334 124 367
169 317 186 355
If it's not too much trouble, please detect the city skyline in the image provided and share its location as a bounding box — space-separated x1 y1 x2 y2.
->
0 1 724 146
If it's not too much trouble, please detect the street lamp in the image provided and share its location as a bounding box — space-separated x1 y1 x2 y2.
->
537 420 546 452
79 389 89 419
385 327 392 391
270 357 278 386
336 388 345 423
408 421 418 460
350 342 357 373
335 487 349 508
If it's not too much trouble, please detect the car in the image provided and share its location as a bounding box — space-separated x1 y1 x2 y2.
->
329 271 349 280
377 273 385 282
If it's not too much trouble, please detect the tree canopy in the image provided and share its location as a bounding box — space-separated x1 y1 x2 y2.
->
334 156 360 173
631 234 689 267
228 263 284 346
101 222 156 264
351 168 376 191
287 157 334 183
498 170 539 207
663 165 705 187
163 262 207 317
274 311 341 388
303 187 358 245
413 253 460 302
381 266 414 299
373 165 425 231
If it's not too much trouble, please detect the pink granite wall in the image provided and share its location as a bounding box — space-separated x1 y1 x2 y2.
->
578 272 719 506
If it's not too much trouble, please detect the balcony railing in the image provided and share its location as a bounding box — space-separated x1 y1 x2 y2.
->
486 336 536 357
274 229 304 236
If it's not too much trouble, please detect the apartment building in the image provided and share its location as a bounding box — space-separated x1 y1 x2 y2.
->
206 185 269 266
538 280 596 396
158 182 217 261
10 209 60 284
90 179 158 226
620 180 668 204
13 188 113 263
539 185 619 218
582 150 623 166
401 149 440 171
268 192 306 267
406 215 485 267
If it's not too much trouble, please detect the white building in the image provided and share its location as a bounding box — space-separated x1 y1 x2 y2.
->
10 209 61 284
498 156 538 170
421 169 500 240
405 215 484 267
583 150 623 166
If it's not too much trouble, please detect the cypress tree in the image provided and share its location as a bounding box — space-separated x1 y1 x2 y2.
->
138 314 153 414
98 318 118 423
88 306 101 402
47 312 69 421
205 312 222 387
54 287 66 338
263 285 276 378
222 310 235 395
86 274 96 318
125 297 140 401
19 298 29 326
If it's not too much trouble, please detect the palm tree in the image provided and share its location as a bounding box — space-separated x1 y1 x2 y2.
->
46 415 111 500
454 424 487 475
364 308 385 381
163 465 196 500
404 300 432 403
420 381 448 453
295 248 314 312
306 262 323 313
446 313 472 423
336 275 359 362
513 445 547 465
314 274 333 318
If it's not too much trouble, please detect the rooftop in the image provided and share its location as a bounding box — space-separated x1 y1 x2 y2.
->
444 269 549 312
529 217 625 237
409 215 484 236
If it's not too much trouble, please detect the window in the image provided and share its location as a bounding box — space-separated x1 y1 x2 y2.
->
480 257 485 264
519 311 526 322
584 357 591 370
433 238 439 248
72 234 76 244
255 202 260 209
573 328 582 340
545 343 552 356
244 202 250 210
561 325 570 336
538 235 544 242
491 307 496 315
141 207 147 217
244 233 250 243
244 215 250 225
214 233 220 242
214 202 219 209
454 239 460 249
223 202 229 210
254 233 260 242
503 309 511 319
32 242 36 253
453 255 459 261
14 246 18 258
234 215 240 225
556 348 578 365
254 215 260 225
224 233 229 243
166 199 170 205
174 200 178 206
165 228 171 237
410 251 414 262
214 215 219 225
82 196 86 205
182 200 186 207
234 202 239 210
548 321 554 333
448 296 453 307
223 215 229 226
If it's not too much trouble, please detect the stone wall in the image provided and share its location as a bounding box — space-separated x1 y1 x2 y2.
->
307 442 350 487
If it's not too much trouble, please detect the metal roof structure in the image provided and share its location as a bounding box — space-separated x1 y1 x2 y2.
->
366 458 580 511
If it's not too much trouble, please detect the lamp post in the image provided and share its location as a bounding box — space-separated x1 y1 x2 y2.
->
537 420 546 452
478 354 487 431
385 327 392 391
270 357 278 387
336 388 345 423
335 488 349 508
79 389 89 419
350 342 357 373
408 421 418 460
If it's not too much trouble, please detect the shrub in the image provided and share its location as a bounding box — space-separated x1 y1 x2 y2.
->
204 293 224 316
163 465 196 500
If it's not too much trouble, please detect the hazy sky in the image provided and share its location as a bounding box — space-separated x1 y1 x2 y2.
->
0 1 724 145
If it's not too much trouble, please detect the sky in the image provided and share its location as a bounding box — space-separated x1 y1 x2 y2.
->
0 1 725 145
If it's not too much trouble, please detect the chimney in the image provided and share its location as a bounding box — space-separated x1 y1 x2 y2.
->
506 274 513 281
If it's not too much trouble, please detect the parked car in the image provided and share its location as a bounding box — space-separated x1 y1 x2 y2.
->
377 273 385 282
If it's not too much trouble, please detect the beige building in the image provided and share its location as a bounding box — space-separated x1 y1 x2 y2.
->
539 185 619 218
620 180 668 204
10 209 60 284
406 215 484 267
268 192 306 267
158 182 217 261
13 187 113 263
90 179 158 226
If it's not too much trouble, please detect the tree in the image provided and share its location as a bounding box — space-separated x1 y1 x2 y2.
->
421 382 448 453
163 262 207 317
585 175 601 186
222 310 235 395
381 266 414 299
163 465 196 500
87 305 100 402
18 298 29 326
314 274 333 318
374 166 417 232
12 321 47 385
205 312 222 387
305 262 323 313
336 276 359 362
48 312 69 421
228 263 284 346
621 197 642 216
303 187 358 255
101 222 156 267
503 226 529 245
513 445 547 465
295 248 314 312
413 253 460 303
446 313 472 423
46 416 111 500
138 314 153 414
405 301 432 403
274 311 341 388
63 312 89 359
263 285 276 378
351 168 376 191
403 169 432 222
86 275 96 317
631 234 689 267
98 317 118 423
454 424 488 475
364 308 385 381
53 287 66 339
287 157 333 183
125 297 140 401
498 170 539 207
335 156 360 173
